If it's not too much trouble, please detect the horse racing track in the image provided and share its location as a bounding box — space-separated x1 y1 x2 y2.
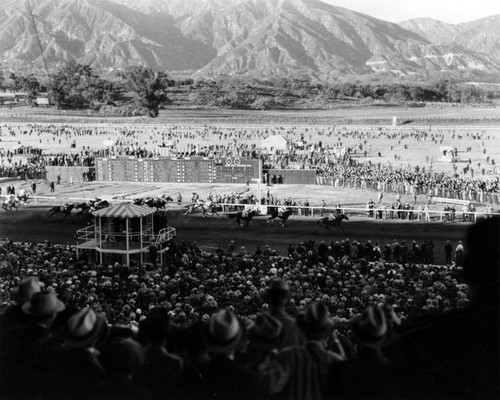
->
0 205 469 265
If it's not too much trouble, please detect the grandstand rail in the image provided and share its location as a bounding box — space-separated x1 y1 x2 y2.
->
217 203 500 223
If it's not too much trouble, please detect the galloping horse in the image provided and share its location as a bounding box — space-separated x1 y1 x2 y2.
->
317 214 349 232
135 195 173 211
73 202 92 217
48 203 75 218
2 195 20 212
89 198 109 212
267 207 294 227
228 210 258 227
17 190 33 205
184 200 220 218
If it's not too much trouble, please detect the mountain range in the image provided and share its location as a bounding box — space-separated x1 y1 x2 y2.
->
1 0 499 82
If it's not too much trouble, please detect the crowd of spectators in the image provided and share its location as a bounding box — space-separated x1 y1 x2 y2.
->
0 216 498 399
2 124 499 200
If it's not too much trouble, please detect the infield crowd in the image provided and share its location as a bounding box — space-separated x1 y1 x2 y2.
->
1 123 499 203
1 216 498 399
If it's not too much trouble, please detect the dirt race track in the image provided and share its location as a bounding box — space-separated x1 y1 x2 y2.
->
0 205 469 265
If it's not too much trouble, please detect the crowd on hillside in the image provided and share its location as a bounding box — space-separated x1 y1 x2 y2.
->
0 217 499 400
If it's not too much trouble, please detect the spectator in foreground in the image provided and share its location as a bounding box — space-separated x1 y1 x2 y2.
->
172 309 264 400
135 307 183 397
271 302 345 400
1 290 65 399
388 217 500 399
267 278 302 348
45 307 107 400
0 276 41 330
327 305 395 400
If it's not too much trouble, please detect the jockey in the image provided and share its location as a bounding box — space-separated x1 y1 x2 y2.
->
328 212 335 221
242 204 253 218
278 205 287 215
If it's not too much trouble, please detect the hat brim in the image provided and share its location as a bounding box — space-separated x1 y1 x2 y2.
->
296 314 334 339
22 298 65 316
63 313 107 349
248 326 286 350
351 321 388 348
202 318 247 354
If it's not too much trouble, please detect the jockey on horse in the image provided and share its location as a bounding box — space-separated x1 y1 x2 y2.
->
2 194 19 211
242 204 255 218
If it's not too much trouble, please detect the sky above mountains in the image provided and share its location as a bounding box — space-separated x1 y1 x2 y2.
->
323 0 500 24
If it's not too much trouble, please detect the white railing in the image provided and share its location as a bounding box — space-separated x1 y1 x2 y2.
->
211 203 500 223
154 226 176 246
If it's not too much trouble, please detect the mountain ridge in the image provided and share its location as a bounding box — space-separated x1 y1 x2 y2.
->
1 0 499 82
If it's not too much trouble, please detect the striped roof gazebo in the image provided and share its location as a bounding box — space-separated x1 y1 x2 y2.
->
75 202 175 266
92 203 153 219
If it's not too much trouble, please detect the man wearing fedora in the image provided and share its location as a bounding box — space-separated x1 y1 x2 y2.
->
0 276 41 330
43 307 108 400
326 305 395 400
135 307 183 398
243 311 286 370
267 278 302 349
1 289 65 399
269 302 345 400
172 309 265 400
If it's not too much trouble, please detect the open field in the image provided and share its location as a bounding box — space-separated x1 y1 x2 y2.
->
2 104 500 125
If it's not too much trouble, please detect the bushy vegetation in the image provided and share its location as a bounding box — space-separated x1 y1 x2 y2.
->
2 63 499 116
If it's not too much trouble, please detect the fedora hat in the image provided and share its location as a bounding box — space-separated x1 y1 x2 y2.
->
202 309 246 354
351 305 387 348
22 290 65 317
13 277 41 305
63 308 107 349
296 302 334 339
268 278 289 292
248 312 285 350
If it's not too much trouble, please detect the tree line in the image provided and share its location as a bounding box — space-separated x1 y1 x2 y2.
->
2 62 499 117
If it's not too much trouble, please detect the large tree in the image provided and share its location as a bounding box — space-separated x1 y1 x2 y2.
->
9 73 41 106
49 61 115 109
120 66 169 117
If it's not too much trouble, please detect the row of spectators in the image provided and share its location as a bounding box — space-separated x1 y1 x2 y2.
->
0 217 498 399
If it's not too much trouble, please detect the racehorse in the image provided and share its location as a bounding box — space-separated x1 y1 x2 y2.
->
317 214 349 232
184 201 220 218
89 198 109 212
135 195 173 211
48 203 75 218
73 202 92 217
267 207 294 227
2 195 20 212
17 190 33 205
228 210 258 227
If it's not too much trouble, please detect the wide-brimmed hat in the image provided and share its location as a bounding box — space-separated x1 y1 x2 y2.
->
268 278 289 292
13 277 41 304
63 307 107 349
296 302 334 339
351 305 387 348
22 290 65 317
202 309 246 354
248 312 285 350
140 307 175 341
